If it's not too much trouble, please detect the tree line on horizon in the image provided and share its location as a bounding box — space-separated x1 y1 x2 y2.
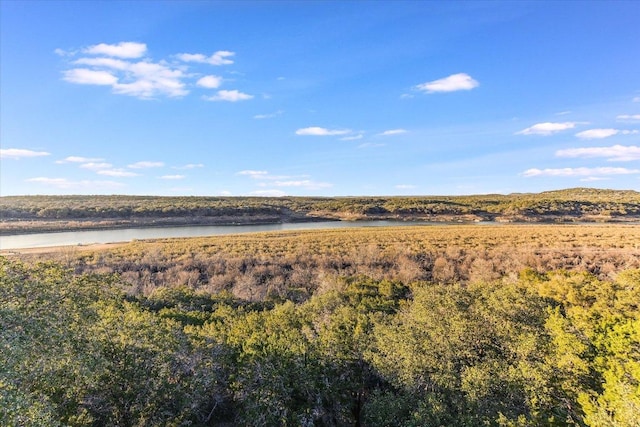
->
1 188 639 222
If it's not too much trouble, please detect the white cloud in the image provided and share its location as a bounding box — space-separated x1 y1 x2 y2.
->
516 122 580 136
575 128 620 139
341 134 364 141
556 145 640 162
395 184 416 189
172 163 204 170
97 169 140 177
616 114 640 121
75 57 129 70
65 59 187 98
63 68 118 85
295 127 351 136
159 174 185 180
197 75 223 89
79 162 112 170
128 161 164 169
254 110 283 119
239 170 330 190
556 111 572 116
56 156 104 163
205 90 253 102
85 42 147 58
54 48 73 57
633 97 640 102
238 170 269 178
272 180 332 189
378 129 407 136
1 148 51 159
61 43 245 99
580 176 610 182
115 61 187 98
26 177 125 190
177 51 235 65
415 73 479 93
522 167 640 177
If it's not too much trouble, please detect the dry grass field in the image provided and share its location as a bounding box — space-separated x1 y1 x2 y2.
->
18 224 640 301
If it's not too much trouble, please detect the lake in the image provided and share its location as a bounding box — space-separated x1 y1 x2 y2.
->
0 220 455 250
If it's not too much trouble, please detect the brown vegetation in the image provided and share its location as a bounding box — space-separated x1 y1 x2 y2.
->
20 224 640 302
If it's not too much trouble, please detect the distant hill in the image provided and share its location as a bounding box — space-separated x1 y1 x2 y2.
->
1 188 639 233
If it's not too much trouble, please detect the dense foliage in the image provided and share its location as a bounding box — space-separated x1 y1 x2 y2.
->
2 188 639 233
2 248 639 425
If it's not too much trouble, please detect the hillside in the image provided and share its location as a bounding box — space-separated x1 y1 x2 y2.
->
1 188 639 234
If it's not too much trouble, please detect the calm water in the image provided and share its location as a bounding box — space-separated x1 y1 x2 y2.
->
0 220 449 250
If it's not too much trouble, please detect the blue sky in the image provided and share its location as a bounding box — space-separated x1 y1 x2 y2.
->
1 1 639 197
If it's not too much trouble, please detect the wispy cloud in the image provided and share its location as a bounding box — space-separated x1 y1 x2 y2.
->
296 127 351 136
395 184 416 189
237 170 269 178
254 110 283 119
576 128 638 139
85 42 147 58
616 114 640 122
63 68 118 86
378 129 407 136
242 171 303 182
172 163 204 170
26 177 125 190
271 180 332 189
358 142 385 148
556 145 640 162
516 122 581 136
341 134 364 141
56 156 104 164
522 167 640 177
415 73 479 93
239 170 331 191
196 75 223 89
159 174 185 180
580 176 610 182
205 90 253 102
79 162 112 170
128 161 164 169
633 96 640 102
176 51 235 65
97 169 140 177
1 148 51 159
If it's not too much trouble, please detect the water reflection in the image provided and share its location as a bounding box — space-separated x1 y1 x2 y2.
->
0 220 445 250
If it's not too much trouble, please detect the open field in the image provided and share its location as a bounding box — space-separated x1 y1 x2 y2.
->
15 223 640 300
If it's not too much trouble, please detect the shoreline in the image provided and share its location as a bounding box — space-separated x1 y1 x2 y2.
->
2 213 638 236
0 215 338 236
2 221 639 256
